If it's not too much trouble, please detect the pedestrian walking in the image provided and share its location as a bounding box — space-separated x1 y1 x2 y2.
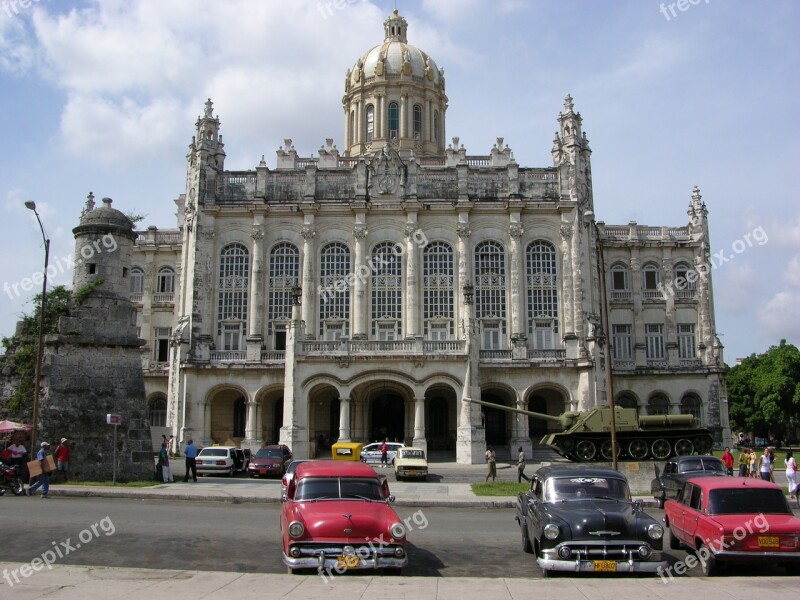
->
53 438 70 483
183 439 198 482
28 441 52 498
168 435 177 458
721 447 734 476
158 443 174 483
485 445 496 483
380 439 389 468
785 451 798 501
516 446 529 483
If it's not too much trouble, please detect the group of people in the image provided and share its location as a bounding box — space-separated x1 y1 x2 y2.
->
0 437 70 498
155 436 199 483
732 446 800 498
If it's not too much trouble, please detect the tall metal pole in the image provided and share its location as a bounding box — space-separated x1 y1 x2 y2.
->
25 201 49 453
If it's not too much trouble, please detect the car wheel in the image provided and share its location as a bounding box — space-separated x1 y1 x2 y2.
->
698 544 717 576
521 524 533 554
668 527 681 550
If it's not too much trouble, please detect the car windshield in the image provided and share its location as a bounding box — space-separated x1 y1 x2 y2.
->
199 448 229 457
544 476 631 502
401 450 425 459
679 458 725 473
708 488 792 515
295 477 383 501
287 461 306 474
256 448 283 459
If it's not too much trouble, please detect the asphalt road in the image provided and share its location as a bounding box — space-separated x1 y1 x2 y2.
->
1 497 797 580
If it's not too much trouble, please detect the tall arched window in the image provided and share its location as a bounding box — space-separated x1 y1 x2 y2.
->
233 397 246 438
674 262 696 299
610 263 630 300
365 105 374 142
371 242 402 339
648 393 670 416
475 241 506 349
388 102 399 140
642 262 661 299
319 242 351 340
413 104 422 141
681 393 702 421
218 243 249 351
526 241 558 349
156 266 175 294
269 243 299 350
149 396 167 427
423 242 454 340
130 266 144 294
616 392 639 416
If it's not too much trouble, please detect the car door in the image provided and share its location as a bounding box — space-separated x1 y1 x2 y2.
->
527 476 546 541
682 483 704 542
670 482 693 543
663 460 682 499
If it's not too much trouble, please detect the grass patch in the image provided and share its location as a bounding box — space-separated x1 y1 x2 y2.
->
61 480 158 488
471 482 528 496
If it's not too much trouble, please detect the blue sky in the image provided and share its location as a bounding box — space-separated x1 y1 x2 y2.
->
1 0 798 362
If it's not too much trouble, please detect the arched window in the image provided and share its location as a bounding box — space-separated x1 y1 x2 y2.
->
149 396 167 427
610 263 630 300
269 243 299 350
413 104 422 141
319 242 351 340
388 102 399 140
526 241 558 349
156 266 175 294
642 262 661 292
423 242 454 340
365 105 374 142
648 394 670 416
371 242 402 339
130 266 144 294
674 262 696 300
233 397 246 438
616 392 639 416
681 394 702 421
475 241 506 349
218 243 249 350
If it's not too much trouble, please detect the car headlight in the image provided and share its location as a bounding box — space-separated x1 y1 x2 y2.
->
544 523 560 540
390 522 406 539
647 523 664 540
288 521 305 538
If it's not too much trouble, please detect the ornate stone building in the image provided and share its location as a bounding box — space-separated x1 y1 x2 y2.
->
133 11 730 462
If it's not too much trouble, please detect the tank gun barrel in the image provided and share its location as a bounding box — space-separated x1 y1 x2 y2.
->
466 398 564 425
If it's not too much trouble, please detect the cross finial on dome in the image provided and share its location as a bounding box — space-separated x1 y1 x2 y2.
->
204 98 214 118
384 10 408 43
564 93 574 113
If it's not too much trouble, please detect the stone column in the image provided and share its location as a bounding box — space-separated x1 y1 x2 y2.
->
412 396 427 455
352 220 368 339
456 218 471 337
425 99 432 142
244 399 260 450
279 297 308 458
301 223 316 338
510 397 532 459
400 95 408 139
457 283 485 464
247 221 265 360
377 94 384 139
338 397 351 442
508 220 525 337
405 219 420 337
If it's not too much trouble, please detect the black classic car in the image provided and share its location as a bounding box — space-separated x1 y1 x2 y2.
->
516 466 667 576
650 455 727 508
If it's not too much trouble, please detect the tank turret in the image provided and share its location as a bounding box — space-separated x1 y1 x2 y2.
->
468 398 713 462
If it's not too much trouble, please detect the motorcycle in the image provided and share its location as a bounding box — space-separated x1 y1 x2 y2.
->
0 461 24 496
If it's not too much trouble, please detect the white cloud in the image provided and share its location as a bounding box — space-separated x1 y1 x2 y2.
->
714 260 758 314
759 289 800 342
785 255 800 288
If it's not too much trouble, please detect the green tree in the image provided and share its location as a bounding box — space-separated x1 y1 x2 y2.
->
1 286 72 416
727 340 800 441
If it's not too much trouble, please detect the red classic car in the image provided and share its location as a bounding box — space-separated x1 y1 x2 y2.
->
664 476 800 576
280 460 408 575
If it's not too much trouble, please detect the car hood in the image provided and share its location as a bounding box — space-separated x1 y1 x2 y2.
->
544 500 647 538
289 501 399 541
251 458 282 467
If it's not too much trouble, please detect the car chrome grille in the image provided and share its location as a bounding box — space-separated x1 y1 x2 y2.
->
289 543 400 558
556 541 650 559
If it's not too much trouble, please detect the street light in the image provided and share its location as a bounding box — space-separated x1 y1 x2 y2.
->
584 210 618 469
25 201 49 452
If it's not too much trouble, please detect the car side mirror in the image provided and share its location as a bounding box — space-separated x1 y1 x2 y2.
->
387 495 396 503
280 494 288 503
633 499 643 512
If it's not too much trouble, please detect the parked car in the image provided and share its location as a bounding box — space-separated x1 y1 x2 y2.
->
394 447 428 481
651 455 727 508
280 461 408 574
664 476 800 576
281 459 313 495
248 445 293 478
196 446 239 477
360 441 404 465
516 465 667 576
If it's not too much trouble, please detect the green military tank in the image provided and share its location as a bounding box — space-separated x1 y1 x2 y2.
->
470 398 713 461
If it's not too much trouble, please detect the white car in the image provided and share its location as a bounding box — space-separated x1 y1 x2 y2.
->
394 447 428 481
360 441 404 465
196 446 238 477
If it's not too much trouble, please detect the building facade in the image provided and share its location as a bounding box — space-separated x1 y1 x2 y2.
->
133 11 730 462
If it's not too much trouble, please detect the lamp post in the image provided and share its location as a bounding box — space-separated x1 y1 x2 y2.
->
25 201 49 452
584 210 618 469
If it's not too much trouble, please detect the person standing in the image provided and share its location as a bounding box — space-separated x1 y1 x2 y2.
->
748 448 758 478
785 451 798 501
183 439 198 482
721 447 734 476
759 447 772 481
8 440 26 468
737 447 749 476
28 441 51 498
516 446 529 483
169 435 177 458
53 438 70 483
485 445 496 483
380 438 389 468
158 443 174 483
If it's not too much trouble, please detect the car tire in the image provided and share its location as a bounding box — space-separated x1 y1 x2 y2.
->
698 544 717 576
656 494 665 509
521 524 533 554
668 528 681 550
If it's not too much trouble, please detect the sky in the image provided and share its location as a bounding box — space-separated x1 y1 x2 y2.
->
0 0 798 363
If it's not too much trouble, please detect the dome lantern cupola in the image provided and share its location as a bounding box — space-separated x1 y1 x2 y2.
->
383 9 408 43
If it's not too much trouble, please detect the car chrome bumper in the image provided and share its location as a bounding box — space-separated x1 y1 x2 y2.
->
537 557 668 573
283 552 408 571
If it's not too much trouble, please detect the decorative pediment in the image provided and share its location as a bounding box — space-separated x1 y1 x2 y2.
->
367 144 406 198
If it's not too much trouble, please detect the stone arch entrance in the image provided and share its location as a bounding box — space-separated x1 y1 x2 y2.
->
307 384 340 456
369 393 405 443
425 384 457 455
481 390 514 446
208 387 248 446
525 388 566 440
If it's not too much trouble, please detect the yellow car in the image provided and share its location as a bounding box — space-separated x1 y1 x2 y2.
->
394 447 428 481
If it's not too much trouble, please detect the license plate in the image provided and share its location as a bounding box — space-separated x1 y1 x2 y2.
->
594 560 617 572
259 470 266 474
336 555 361 569
406 470 417 475
758 535 779 548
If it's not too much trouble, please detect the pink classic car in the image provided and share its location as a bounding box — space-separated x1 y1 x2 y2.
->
280 460 408 575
